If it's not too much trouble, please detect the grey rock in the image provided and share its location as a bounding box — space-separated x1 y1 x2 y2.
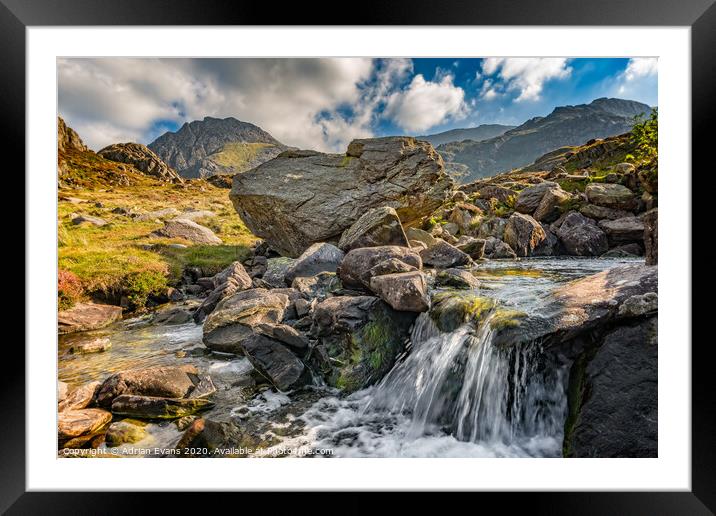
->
72 214 107 227
598 216 645 245
261 257 296 288
419 240 471 268
483 237 517 259
242 334 309 392
292 272 342 301
154 219 222 245
310 296 416 392
368 258 419 277
643 208 658 266
285 243 345 285
202 289 289 354
338 246 422 289
456 237 486 260
96 365 200 407
554 212 608 256
369 271 430 312
579 203 632 221
230 137 454 257
193 261 252 322
435 268 480 289
338 206 409 252
515 181 559 214
503 212 547 257
618 292 657 318
585 183 636 210
111 395 214 419
405 227 439 248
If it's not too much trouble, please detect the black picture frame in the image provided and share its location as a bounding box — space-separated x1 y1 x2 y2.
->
4 0 711 511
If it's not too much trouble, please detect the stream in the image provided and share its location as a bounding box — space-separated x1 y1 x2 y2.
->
58 257 641 457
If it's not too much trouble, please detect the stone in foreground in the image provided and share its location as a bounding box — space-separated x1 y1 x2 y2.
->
242 334 309 391
230 137 454 257
284 243 345 285
310 296 416 393
58 302 123 334
96 364 200 407
111 395 215 419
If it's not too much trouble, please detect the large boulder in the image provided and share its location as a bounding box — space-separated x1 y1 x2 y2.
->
242 334 310 391
419 240 471 268
563 316 657 457
58 302 123 334
337 246 422 289
338 206 409 252
154 219 222 245
310 296 416 392
98 142 183 183
585 183 636 210
515 181 559 214
554 212 608 256
96 365 201 407
230 137 454 257
643 208 658 265
369 271 430 312
193 261 252 322
202 289 289 354
503 212 546 257
598 216 645 246
284 243 345 285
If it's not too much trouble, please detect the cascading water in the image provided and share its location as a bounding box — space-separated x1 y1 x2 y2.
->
365 312 567 452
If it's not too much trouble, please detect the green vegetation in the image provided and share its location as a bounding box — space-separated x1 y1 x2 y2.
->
489 308 527 331
626 108 658 166
431 291 496 332
209 142 276 171
58 152 256 311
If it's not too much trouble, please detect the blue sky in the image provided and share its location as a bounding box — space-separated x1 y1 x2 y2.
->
58 57 657 152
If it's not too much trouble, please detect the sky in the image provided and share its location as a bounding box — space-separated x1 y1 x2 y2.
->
58 57 658 152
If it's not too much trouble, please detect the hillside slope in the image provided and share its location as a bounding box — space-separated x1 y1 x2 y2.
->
419 124 515 147
437 98 652 183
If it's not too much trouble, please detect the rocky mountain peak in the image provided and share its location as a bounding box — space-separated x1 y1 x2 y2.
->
58 116 88 153
148 117 288 178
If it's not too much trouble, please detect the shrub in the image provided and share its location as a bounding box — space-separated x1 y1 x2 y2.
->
626 108 658 166
123 270 169 310
58 269 84 310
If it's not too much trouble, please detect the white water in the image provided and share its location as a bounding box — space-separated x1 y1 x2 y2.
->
289 312 567 457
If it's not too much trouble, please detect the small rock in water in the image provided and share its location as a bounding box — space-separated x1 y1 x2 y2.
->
69 337 112 354
58 381 101 412
105 419 149 446
111 394 215 419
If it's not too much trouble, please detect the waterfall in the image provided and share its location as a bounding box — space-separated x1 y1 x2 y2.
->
366 311 567 451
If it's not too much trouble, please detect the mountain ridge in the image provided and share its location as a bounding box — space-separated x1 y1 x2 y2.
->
418 124 515 147
436 97 652 183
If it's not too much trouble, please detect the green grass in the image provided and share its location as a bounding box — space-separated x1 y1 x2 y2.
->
58 150 258 311
209 142 275 171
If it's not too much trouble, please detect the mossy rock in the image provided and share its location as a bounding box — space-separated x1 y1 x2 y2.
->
429 291 496 332
489 308 527 331
104 418 149 446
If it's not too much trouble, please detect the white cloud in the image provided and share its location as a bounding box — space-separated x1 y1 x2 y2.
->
58 57 389 152
622 57 658 82
480 58 572 102
617 58 658 98
384 74 468 132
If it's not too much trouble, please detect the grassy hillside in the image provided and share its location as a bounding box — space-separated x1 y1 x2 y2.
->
209 142 278 171
58 150 257 311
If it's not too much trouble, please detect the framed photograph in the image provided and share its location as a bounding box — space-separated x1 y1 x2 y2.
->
8 0 712 510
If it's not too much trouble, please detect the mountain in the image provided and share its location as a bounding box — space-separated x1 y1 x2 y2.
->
148 116 288 179
58 116 89 154
437 98 652 183
418 124 515 147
